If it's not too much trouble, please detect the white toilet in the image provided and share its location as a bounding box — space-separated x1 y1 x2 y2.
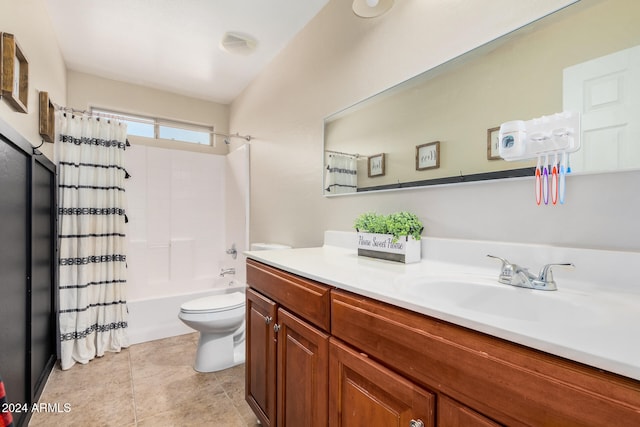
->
179 291 246 372
178 242 291 373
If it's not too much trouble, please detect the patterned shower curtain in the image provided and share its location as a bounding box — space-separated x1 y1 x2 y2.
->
56 112 129 370
325 153 357 194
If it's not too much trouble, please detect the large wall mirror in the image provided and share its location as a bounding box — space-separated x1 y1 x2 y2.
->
323 0 640 195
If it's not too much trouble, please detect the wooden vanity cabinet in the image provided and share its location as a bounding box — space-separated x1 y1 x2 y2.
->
331 289 640 427
247 259 640 426
246 259 331 427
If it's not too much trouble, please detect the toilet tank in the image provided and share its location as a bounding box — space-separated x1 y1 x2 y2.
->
250 243 292 251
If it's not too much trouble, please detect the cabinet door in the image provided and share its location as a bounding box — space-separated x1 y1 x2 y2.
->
329 338 435 427
438 395 502 427
246 288 277 427
277 308 329 427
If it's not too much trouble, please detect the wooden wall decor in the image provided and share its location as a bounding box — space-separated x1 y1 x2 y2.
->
368 153 386 177
39 92 55 143
416 141 440 171
1 32 29 113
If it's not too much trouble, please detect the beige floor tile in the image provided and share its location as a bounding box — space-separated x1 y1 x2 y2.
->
137 384 242 426
129 334 198 381
133 368 222 420
216 364 247 406
51 349 132 388
30 375 135 426
29 333 255 427
236 404 262 427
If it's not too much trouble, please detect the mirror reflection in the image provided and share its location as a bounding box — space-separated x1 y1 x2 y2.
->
323 0 640 195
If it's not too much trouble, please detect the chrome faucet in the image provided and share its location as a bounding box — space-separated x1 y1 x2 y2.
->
220 267 236 277
226 244 237 260
487 255 574 291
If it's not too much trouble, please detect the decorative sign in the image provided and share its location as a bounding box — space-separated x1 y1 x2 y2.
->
416 141 440 170
358 233 407 251
368 153 386 177
357 232 421 263
487 126 501 160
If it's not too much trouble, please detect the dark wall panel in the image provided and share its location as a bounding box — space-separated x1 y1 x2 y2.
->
1 121 56 427
0 137 29 426
30 160 55 397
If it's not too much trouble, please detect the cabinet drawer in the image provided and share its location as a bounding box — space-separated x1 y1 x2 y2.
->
247 259 331 331
331 290 640 427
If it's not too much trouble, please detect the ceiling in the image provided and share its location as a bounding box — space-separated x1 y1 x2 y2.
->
44 0 330 104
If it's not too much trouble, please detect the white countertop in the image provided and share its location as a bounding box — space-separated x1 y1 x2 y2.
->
245 232 640 381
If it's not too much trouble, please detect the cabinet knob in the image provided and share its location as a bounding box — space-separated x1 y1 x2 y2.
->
274 324 281 333
265 316 272 325
409 420 424 427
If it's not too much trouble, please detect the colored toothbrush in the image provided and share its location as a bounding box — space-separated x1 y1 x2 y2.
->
559 152 568 204
542 154 549 205
551 153 559 205
535 156 542 205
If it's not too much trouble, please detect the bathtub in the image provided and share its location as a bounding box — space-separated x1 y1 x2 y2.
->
127 280 247 345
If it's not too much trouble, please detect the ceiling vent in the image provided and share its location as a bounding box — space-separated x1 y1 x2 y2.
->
220 32 258 55
352 0 394 18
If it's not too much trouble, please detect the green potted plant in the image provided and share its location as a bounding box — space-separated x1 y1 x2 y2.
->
354 212 423 263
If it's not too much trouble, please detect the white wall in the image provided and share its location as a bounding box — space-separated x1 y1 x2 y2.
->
231 0 640 252
0 0 66 161
67 71 231 155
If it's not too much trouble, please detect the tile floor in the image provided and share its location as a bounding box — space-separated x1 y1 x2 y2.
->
29 333 260 426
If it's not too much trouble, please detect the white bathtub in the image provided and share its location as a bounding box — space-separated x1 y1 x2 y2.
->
127 280 247 345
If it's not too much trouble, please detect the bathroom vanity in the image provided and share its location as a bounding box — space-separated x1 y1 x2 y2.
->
244 234 640 426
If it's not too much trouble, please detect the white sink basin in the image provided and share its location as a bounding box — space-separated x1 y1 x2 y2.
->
396 275 606 325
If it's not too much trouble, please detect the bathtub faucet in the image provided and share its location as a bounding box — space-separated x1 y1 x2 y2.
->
220 268 236 277
226 244 237 260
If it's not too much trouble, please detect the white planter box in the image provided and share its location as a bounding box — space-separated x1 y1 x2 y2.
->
356 232 421 264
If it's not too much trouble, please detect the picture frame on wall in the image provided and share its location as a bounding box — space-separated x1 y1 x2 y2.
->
416 141 440 170
1 32 29 113
39 91 55 143
487 126 501 160
368 153 385 177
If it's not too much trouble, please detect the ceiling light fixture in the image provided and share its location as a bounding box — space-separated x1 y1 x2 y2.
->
352 0 394 18
220 31 258 55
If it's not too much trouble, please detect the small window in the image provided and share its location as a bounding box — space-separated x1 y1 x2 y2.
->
92 108 213 146
109 111 154 138
158 123 211 145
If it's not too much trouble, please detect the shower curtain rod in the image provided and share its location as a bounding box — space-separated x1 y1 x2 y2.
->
52 103 252 142
325 149 360 158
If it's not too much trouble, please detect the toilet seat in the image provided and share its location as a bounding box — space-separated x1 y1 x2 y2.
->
180 292 245 314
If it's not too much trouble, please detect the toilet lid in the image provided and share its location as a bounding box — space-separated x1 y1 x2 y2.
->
180 292 245 313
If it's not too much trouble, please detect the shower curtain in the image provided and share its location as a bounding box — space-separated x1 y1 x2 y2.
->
56 112 129 370
325 153 357 194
